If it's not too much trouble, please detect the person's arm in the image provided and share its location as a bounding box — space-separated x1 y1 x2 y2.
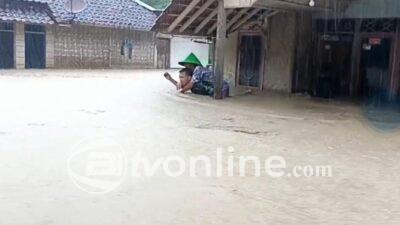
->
179 81 194 93
164 72 179 89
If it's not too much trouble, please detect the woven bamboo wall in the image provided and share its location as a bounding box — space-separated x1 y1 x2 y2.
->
110 29 156 68
53 25 156 69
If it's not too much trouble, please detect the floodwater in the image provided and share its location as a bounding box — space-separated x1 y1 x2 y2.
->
0 69 399 225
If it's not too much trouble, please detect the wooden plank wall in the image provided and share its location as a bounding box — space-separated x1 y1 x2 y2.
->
292 11 313 93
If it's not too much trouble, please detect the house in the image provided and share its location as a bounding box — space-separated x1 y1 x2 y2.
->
0 0 159 69
153 0 400 102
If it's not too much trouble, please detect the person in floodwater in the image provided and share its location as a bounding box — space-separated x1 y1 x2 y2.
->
164 53 229 97
164 68 193 91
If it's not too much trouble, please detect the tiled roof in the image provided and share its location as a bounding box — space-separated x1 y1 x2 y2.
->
48 0 158 31
18 0 52 3
0 0 54 24
0 0 158 30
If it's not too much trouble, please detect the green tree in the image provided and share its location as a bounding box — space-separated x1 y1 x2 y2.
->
141 0 171 9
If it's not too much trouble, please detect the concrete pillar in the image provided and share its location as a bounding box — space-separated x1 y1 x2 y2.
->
46 25 55 68
213 0 226 99
15 22 25 69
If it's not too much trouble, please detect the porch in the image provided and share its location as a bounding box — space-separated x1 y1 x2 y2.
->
153 0 352 99
153 0 400 104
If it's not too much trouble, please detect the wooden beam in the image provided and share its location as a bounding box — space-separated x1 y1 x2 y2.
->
227 8 249 30
230 8 261 32
180 0 216 33
195 8 218 34
213 0 226 99
207 23 218 35
254 0 331 11
230 10 276 33
207 9 235 35
167 0 201 33
224 0 257 8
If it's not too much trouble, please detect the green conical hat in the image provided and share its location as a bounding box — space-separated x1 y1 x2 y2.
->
178 53 203 67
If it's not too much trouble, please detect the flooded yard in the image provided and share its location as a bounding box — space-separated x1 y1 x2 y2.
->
0 69 399 225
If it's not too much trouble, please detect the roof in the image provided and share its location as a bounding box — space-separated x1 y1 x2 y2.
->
0 0 54 24
153 0 353 36
0 0 158 31
135 0 156 11
18 0 52 3
48 0 158 31
153 0 275 36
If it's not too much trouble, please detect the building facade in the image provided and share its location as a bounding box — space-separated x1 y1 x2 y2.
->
153 0 400 102
0 0 158 69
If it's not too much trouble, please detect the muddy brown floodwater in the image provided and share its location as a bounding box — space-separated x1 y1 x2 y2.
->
0 69 399 225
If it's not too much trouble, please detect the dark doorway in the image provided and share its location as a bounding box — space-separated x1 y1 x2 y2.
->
359 37 391 104
0 22 14 69
25 24 46 69
316 34 353 98
237 34 263 88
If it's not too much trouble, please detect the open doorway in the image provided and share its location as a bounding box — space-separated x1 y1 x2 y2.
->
316 34 353 98
0 22 14 69
25 24 46 69
236 33 264 89
359 37 392 104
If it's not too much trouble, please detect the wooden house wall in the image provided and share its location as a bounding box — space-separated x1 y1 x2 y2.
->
298 16 400 100
314 0 400 19
263 11 297 92
222 12 298 94
292 11 313 94
343 0 400 19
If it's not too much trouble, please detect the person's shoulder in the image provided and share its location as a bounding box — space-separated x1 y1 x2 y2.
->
193 66 204 75
195 66 212 73
194 66 203 72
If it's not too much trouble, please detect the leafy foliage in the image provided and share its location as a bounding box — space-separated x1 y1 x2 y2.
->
141 0 171 9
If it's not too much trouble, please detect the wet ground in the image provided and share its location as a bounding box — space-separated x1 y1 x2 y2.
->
0 69 399 225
